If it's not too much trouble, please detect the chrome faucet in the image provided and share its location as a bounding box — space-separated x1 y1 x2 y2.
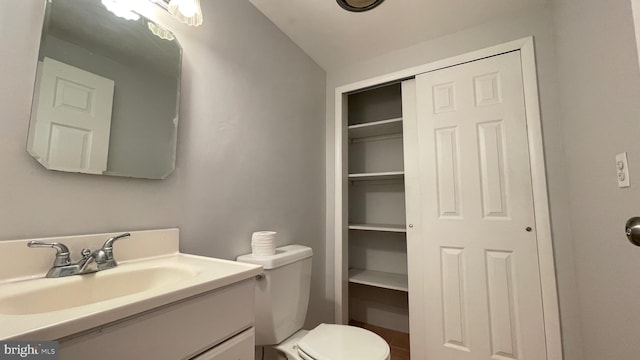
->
27 232 131 278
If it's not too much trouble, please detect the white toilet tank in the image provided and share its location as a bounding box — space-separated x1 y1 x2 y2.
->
237 244 313 346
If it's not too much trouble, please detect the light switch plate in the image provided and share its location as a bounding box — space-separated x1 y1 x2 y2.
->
616 152 631 188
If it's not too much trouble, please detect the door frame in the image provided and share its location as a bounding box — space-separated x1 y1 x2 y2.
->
333 37 562 360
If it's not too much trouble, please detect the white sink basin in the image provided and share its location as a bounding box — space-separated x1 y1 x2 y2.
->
0 264 198 315
0 252 261 340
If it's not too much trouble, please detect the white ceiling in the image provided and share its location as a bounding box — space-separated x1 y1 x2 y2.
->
249 0 547 71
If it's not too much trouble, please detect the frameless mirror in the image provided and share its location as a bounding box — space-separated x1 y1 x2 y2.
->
27 0 182 179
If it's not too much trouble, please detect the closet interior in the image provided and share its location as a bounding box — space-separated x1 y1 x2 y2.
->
345 83 410 336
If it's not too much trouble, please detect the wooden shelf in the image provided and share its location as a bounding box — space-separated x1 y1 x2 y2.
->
348 171 404 181
348 223 406 232
348 118 403 139
349 269 408 292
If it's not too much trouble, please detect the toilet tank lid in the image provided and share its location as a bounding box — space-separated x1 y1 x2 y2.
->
236 244 312 269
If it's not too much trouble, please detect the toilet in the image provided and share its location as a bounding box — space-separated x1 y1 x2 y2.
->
237 244 390 360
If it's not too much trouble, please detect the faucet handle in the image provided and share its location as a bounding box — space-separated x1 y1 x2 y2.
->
102 232 131 250
27 241 71 267
94 233 130 270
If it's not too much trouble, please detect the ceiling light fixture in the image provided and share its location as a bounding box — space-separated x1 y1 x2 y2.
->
168 0 203 27
336 0 385 12
148 21 176 41
101 0 141 21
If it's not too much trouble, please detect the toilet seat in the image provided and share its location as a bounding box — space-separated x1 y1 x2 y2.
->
296 324 390 360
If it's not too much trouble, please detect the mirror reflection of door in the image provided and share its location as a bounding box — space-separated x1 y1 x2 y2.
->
28 57 115 174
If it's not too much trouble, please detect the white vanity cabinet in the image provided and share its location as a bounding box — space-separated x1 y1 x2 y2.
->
58 279 256 360
192 328 254 360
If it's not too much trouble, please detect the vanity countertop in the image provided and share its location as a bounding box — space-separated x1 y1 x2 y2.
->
0 229 261 340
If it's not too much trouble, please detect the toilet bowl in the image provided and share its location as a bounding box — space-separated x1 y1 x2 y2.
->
276 324 390 360
237 245 390 360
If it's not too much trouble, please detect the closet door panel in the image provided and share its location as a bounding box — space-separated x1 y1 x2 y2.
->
407 51 547 360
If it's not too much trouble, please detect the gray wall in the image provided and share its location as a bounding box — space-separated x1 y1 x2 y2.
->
324 4 585 360
0 0 329 328
552 0 640 358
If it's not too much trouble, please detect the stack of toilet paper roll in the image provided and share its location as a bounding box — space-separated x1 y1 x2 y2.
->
251 231 277 256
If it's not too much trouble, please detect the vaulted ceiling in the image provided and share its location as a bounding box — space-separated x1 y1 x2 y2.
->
249 0 548 71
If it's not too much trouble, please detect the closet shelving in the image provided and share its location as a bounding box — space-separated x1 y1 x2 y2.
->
348 269 409 292
345 82 409 333
347 223 406 232
348 117 403 139
348 171 404 182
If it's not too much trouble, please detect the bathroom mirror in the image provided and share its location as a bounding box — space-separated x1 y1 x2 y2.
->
27 0 182 179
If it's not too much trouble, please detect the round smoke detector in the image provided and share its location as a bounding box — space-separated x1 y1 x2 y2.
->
337 0 385 12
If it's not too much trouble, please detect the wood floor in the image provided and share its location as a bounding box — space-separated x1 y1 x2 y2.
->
350 320 410 360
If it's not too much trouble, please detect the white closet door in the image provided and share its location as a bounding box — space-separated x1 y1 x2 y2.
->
410 51 546 359
30 57 115 174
